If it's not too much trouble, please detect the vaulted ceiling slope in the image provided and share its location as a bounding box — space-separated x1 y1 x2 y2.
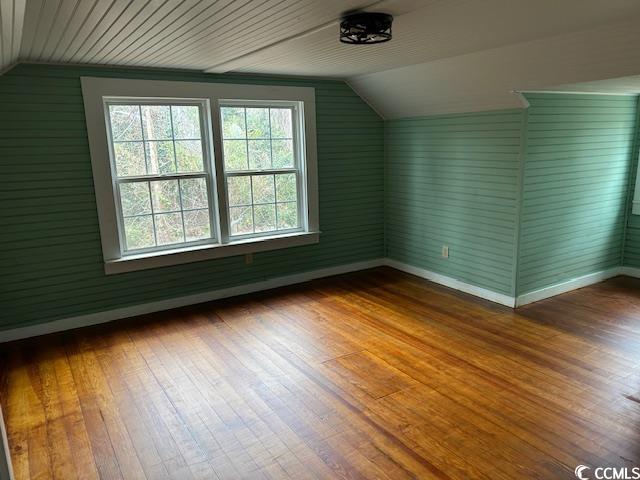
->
350 16 640 118
2 0 640 118
0 0 25 72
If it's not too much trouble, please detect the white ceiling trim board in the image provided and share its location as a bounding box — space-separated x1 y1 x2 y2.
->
203 0 401 74
516 89 639 96
204 16 344 74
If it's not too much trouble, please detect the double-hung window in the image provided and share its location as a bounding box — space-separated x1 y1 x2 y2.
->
220 103 302 237
108 101 215 252
82 77 318 274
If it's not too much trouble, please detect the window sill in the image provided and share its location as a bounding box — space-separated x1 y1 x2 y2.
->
104 231 320 275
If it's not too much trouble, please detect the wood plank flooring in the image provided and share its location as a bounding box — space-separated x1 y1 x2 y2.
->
1 267 640 479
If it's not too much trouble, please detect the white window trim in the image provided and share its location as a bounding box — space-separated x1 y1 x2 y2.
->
105 98 220 255
218 99 307 242
81 77 319 274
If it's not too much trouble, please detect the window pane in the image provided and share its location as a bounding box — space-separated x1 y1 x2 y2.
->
272 139 294 168
246 108 269 139
184 209 210 241
270 108 292 138
171 106 200 139
141 105 172 140
108 102 217 251
275 173 297 202
155 212 184 245
252 175 275 204
109 105 142 141
150 180 180 213
277 202 298 229
114 142 146 177
227 176 251 206
229 206 253 235
221 107 246 139
145 141 176 174
120 182 151 216
124 215 155 250
248 140 271 170
180 177 208 209
175 140 204 172
223 140 248 171
254 204 276 233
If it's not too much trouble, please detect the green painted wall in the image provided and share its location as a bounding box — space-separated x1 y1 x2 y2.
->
385 110 525 296
385 94 639 299
0 64 384 331
624 196 640 268
2 65 639 331
517 93 637 295
623 101 640 268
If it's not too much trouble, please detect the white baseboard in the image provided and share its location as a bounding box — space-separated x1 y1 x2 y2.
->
620 266 640 278
0 259 385 343
515 267 621 307
2 258 638 343
384 259 517 307
385 260 639 308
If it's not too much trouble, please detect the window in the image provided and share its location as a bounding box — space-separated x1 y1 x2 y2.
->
107 102 215 253
82 78 318 274
220 104 302 237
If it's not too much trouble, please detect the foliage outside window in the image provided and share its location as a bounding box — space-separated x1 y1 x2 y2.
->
220 105 302 237
81 77 318 274
107 102 214 253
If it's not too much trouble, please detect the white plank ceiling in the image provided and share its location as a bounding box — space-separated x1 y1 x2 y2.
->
0 0 25 71
3 0 640 117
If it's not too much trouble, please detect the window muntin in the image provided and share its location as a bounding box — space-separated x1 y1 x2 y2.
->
82 78 319 273
220 104 303 238
106 101 215 253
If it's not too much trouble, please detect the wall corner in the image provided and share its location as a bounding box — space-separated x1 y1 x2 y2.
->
512 100 529 297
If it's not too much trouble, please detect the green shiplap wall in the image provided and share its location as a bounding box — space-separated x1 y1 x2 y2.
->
0 64 384 331
385 110 524 296
624 103 640 268
624 200 640 268
517 93 637 295
3 64 639 331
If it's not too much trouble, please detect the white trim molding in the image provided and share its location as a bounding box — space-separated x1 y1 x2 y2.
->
620 266 640 278
0 259 385 343
384 260 639 308
105 231 319 274
384 259 517 307
81 77 319 273
515 267 621 307
3 259 640 343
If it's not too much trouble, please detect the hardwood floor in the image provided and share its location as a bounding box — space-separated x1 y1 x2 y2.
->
1 267 640 479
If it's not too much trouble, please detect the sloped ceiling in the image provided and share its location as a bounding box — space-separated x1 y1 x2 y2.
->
2 0 640 117
1 0 400 72
0 0 25 73
350 16 640 118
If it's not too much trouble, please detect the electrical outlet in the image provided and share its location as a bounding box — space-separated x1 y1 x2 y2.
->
442 245 449 258
245 253 253 265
